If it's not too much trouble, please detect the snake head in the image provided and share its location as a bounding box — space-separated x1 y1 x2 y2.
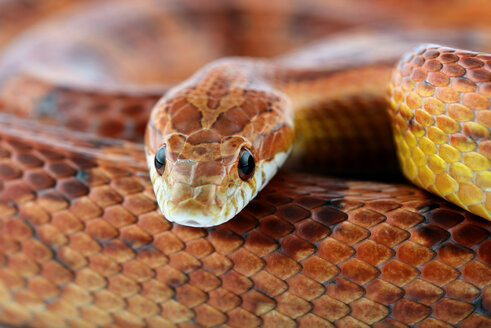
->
145 59 294 227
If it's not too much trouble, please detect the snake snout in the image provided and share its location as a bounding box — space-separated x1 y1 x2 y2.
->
164 182 231 227
155 159 236 227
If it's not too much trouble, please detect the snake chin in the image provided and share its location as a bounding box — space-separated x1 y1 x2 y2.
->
164 210 220 228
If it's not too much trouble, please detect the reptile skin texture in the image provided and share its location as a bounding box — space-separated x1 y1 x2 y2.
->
389 47 491 221
0 122 489 327
0 0 489 327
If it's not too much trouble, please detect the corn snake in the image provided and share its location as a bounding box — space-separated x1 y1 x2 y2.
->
0 0 489 327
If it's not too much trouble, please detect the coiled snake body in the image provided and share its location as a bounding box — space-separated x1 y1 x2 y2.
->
0 0 489 327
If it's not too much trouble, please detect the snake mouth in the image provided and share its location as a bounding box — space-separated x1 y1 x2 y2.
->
167 210 216 227
163 183 231 227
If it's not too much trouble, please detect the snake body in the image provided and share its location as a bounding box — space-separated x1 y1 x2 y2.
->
147 46 491 226
0 0 489 327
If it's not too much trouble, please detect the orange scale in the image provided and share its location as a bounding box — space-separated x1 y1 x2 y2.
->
406 92 422 109
411 68 427 81
478 141 491 159
439 53 459 63
450 134 477 152
478 82 491 98
467 68 491 83
422 59 442 72
460 57 485 69
423 49 440 59
462 92 490 110
463 122 490 139
401 77 415 92
414 109 434 126
435 87 460 103
442 64 466 77
448 103 474 121
451 77 476 93
436 115 460 134
415 82 434 97
409 120 425 137
423 97 445 115
476 111 491 128
428 72 450 87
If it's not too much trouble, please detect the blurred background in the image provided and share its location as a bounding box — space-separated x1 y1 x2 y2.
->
0 0 490 85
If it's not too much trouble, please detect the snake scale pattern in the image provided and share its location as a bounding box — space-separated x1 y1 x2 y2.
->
0 0 489 327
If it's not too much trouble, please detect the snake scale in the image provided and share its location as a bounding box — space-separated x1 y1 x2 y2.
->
0 0 489 327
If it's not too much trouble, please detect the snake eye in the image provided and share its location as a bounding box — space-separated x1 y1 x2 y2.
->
154 146 166 175
238 148 255 180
